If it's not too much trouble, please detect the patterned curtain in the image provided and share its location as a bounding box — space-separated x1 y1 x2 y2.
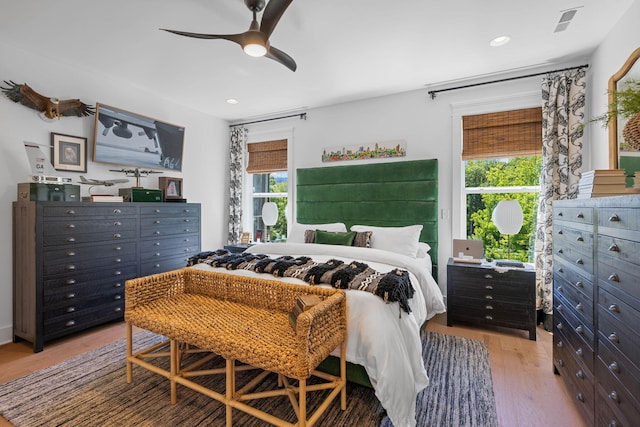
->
534 68 586 330
228 126 247 244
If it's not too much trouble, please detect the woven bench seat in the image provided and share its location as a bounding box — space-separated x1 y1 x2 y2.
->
124 267 347 427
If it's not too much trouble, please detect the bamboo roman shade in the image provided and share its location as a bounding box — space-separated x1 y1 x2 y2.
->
462 107 542 160
246 139 288 173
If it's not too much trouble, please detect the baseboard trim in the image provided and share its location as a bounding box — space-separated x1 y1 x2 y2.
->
0 324 13 346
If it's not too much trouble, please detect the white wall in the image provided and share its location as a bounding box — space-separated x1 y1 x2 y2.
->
0 42 229 345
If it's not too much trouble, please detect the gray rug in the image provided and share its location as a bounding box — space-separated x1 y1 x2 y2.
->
0 330 497 427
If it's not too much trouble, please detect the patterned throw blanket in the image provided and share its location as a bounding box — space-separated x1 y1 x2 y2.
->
187 250 415 314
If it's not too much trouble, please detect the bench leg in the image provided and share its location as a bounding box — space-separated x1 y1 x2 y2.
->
340 340 347 410
299 378 307 427
170 339 178 404
126 322 133 383
226 358 234 427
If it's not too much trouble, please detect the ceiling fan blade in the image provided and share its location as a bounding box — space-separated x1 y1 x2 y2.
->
260 0 294 39
266 46 297 72
161 29 245 45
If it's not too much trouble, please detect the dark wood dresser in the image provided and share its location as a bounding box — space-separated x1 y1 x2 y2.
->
13 201 201 352
446 258 537 340
553 195 640 426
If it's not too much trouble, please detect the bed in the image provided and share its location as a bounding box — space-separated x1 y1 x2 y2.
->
191 159 445 427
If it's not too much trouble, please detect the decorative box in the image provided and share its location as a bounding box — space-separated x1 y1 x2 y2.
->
118 188 163 202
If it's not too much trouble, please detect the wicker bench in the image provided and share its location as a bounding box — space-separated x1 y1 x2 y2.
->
124 267 347 427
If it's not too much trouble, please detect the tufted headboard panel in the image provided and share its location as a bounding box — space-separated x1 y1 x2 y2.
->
296 159 439 279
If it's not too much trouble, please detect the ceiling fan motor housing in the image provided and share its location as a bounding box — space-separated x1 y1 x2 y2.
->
245 0 266 12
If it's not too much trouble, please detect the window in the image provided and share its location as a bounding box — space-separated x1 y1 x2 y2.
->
245 139 288 242
462 108 542 262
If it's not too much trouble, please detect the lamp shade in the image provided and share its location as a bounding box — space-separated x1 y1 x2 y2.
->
492 200 523 235
262 202 278 227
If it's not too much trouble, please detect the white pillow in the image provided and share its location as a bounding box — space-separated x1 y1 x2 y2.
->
287 222 347 243
350 224 423 258
416 242 431 259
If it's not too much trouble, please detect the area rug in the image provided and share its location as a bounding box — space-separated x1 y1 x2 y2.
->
0 330 497 427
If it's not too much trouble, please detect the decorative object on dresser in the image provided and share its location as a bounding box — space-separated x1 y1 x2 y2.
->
17 182 80 202
12 201 201 352
50 133 87 173
158 176 183 201
552 195 640 426
577 169 629 198
491 199 523 261
447 258 536 340
118 187 163 202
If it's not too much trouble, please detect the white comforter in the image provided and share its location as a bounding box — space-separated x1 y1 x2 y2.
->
190 242 446 427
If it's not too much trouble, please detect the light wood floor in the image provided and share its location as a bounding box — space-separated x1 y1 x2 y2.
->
0 314 587 427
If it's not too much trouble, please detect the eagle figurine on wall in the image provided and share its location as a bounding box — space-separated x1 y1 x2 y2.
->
1 80 94 119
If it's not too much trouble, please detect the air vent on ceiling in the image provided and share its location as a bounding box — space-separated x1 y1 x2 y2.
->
554 8 578 33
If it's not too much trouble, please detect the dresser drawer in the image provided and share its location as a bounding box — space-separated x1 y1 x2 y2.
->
596 360 640 427
139 234 199 254
598 287 640 338
449 297 531 323
141 255 191 276
140 222 200 238
597 235 640 268
553 206 594 225
598 308 640 368
43 245 137 276
553 257 594 301
42 204 138 218
598 207 640 233
553 224 594 255
597 258 640 303
43 218 137 246
43 264 137 292
554 273 594 327
140 242 201 262
597 336 640 408
43 301 124 339
597 398 626 427
43 287 124 317
553 242 594 276
140 204 200 216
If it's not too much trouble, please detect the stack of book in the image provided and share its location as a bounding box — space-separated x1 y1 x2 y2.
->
288 294 323 329
577 169 628 198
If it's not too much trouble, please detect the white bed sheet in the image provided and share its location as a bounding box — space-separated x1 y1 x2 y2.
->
190 242 446 427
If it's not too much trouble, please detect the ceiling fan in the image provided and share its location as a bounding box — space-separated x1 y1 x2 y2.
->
161 0 296 72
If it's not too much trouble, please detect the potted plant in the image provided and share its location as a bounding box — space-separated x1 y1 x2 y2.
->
592 79 640 151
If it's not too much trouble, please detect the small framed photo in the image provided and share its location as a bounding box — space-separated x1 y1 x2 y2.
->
159 177 183 199
51 133 87 173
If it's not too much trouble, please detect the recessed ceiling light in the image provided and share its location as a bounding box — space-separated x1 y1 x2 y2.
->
226 99 239 105
490 35 511 47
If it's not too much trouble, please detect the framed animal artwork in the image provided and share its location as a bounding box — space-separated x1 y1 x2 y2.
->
50 133 87 173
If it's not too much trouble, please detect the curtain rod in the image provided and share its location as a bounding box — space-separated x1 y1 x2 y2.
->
229 112 307 128
427 64 589 99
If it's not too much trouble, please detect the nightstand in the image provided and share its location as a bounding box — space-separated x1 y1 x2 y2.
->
223 243 254 254
446 258 537 340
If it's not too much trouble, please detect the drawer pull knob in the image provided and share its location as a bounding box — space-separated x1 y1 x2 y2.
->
576 236 583 242
155 252 161 257
558 229 564 235
65 320 76 327
154 209 161 213
557 358 564 366
66 307 76 313
608 243 620 252
485 305 494 310
557 341 564 348
184 248 191 252
66 251 75 257
609 422 619 427
113 221 121 226
576 212 584 219
608 333 619 343
115 246 122 251
575 281 584 288
115 307 122 312
608 304 620 313
154 263 161 268
485 285 494 290
608 214 620 222
65 279 76 285
608 361 620 373
184 219 190 223
557 305 563 312
65 264 76 271
154 220 161 224
113 233 122 239
65 209 76 215
485 295 493 300
114 258 122 263
575 303 583 311
184 228 191 232
557 249 564 254
575 258 584 265
184 238 190 242
608 391 619 402
184 209 190 213
114 282 122 288
575 348 583 357
66 237 76 243
154 231 161 235
575 370 584 379
114 295 122 300
608 273 620 283
114 271 122 276
575 325 584 334
576 393 584 402
558 212 564 217
154 242 161 246
558 267 564 273
558 286 564 292
65 293 76 299
485 315 493 320
113 209 121 214
557 323 563 330
66 223 75 229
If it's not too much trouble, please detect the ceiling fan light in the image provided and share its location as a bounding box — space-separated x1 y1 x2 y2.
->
244 43 267 57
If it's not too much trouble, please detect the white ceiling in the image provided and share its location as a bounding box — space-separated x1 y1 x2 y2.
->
0 0 635 121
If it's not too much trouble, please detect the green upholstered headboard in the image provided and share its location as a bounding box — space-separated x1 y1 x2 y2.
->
296 159 439 279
